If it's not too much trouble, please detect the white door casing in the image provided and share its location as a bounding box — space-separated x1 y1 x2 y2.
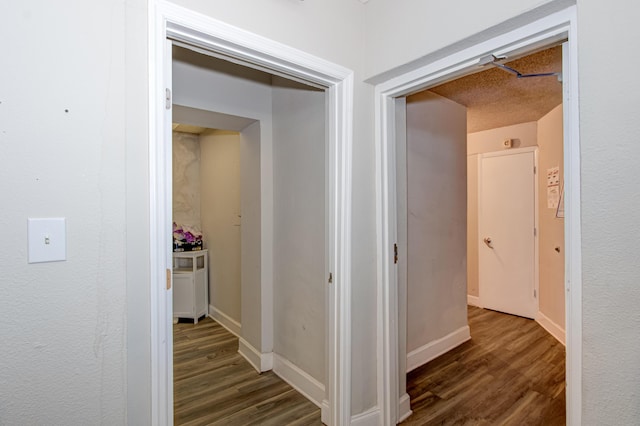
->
478 148 538 319
373 6 581 425
148 2 354 425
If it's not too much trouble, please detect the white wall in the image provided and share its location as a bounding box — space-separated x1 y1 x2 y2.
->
363 0 570 81
272 76 327 384
467 122 538 156
168 0 366 69
200 130 242 323
173 131 201 228
172 46 273 355
467 122 538 297
1 1 127 423
240 121 264 349
174 45 329 386
167 1 378 415
578 3 640 422
7 0 639 424
537 105 565 329
366 1 640 422
405 91 468 360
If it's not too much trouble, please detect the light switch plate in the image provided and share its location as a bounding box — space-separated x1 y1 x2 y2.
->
28 218 66 263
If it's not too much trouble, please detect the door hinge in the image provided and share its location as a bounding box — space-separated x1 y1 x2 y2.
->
394 243 398 264
165 88 172 110
328 272 333 284
534 289 537 298
534 227 537 236
166 268 172 290
534 165 537 174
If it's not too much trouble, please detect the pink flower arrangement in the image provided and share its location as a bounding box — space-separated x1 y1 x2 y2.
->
173 222 203 248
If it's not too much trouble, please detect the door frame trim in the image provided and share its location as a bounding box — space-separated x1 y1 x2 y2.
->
477 147 540 318
148 2 354 425
374 6 581 425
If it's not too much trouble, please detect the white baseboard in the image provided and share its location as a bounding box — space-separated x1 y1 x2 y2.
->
208 304 241 338
406 325 471 373
536 311 566 346
467 295 482 308
350 406 380 426
321 399 329 425
398 392 412 423
238 338 273 373
273 354 325 408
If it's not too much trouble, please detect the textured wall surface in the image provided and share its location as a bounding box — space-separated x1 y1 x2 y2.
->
200 130 242 324
578 1 640 423
537 105 564 328
363 0 567 80
172 131 201 229
5 0 639 424
239 122 264 352
406 91 468 353
1 1 127 423
272 76 326 384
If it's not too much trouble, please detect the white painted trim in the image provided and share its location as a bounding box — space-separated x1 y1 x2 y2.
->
148 4 173 420
208 305 241 338
562 30 583 426
374 6 581 425
406 326 471 373
149 3 354 425
477 147 539 320
321 400 330 425
478 145 537 159
375 93 400 425
238 338 273 373
397 393 412 423
350 406 381 426
273 354 325 408
467 295 482 308
536 311 566 346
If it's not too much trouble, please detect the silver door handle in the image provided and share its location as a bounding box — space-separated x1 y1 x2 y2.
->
483 237 493 248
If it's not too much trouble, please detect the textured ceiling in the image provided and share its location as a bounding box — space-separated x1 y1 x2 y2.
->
429 46 563 133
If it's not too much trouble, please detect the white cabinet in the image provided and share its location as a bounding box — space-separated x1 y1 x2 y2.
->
173 250 208 323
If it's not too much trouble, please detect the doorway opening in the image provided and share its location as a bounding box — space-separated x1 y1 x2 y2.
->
374 6 581 425
149 4 354 425
169 44 329 424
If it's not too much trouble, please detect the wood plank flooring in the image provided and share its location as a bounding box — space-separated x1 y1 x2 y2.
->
174 317 321 426
174 307 564 425
401 306 566 426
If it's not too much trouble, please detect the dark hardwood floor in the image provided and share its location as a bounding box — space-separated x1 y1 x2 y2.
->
174 317 321 426
401 306 566 426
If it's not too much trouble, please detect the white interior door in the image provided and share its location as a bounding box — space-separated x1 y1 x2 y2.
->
479 149 537 319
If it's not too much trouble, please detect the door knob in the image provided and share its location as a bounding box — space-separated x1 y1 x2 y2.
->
483 237 493 248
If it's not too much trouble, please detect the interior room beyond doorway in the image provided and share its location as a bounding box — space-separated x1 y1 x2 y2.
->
401 45 567 423
170 44 329 423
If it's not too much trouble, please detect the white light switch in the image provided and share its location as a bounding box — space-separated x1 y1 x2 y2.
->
28 218 66 263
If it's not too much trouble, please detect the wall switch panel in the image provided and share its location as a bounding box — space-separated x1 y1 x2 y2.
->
28 218 66 263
